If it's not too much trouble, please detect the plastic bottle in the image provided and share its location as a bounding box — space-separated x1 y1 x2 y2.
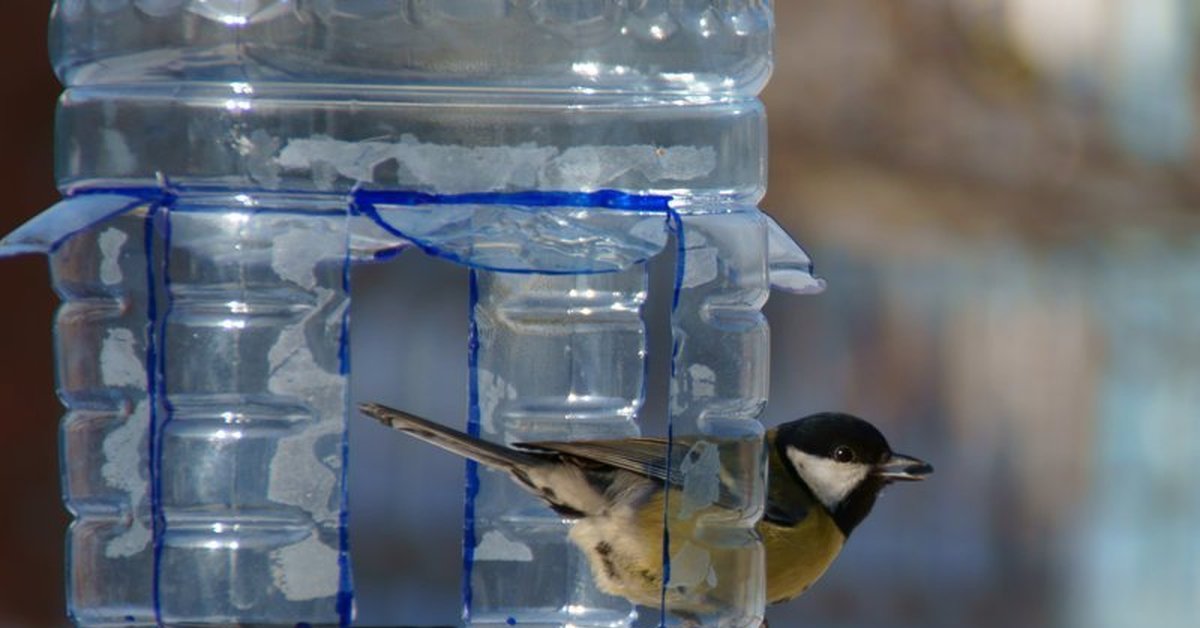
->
1 2 821 626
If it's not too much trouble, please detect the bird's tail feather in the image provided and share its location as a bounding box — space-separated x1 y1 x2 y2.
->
359 402 544 471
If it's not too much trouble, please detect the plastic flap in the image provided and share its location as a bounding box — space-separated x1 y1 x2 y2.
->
765 213 826 294
0 193 150 258
354 190 672 274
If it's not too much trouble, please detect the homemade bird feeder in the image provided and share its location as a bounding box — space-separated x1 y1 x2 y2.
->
1 2 822 625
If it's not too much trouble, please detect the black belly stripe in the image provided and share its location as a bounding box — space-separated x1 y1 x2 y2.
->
594 542 619 580
549 503 585 518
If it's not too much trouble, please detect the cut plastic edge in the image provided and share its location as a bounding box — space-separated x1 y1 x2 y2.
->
764 212 826 294
0 193 152 258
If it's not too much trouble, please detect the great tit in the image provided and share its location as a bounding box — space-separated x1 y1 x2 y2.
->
359 403 931 619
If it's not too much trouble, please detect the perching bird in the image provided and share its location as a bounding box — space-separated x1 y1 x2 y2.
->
359 403 931 620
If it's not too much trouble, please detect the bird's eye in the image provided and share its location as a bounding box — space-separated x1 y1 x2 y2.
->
833 446 856 463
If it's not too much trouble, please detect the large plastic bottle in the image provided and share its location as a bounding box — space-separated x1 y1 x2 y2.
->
1 2 821 626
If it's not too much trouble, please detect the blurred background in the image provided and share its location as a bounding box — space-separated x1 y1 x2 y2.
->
4 1 1200 626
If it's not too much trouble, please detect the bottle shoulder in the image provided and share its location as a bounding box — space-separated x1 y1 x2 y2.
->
51 1 773 97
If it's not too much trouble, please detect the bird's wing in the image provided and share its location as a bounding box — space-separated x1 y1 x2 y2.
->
531 431 822 526
514 437 686 486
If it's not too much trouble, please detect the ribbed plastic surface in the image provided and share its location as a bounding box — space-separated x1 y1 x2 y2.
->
51 1 772 94
6 2 807 625
51 195 353 625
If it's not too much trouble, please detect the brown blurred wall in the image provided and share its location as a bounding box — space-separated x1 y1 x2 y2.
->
0 5 68 627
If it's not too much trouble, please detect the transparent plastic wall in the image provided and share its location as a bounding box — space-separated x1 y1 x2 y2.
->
663 209 772 626
468 268 648 626
462 206 814 626
0 1 822 625
50 1 772 94
6 192 815 627
25 192 354 625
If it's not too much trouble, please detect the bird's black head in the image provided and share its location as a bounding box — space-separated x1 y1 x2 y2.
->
774 413 932 536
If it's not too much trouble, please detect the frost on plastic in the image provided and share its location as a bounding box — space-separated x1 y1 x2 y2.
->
2 199 356 624
361 201 669 274
278 135 716 193
659 209 774 626
1 188 820 627
24 1 807 626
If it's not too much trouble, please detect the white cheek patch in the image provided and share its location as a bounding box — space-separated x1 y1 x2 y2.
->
786 447 870 511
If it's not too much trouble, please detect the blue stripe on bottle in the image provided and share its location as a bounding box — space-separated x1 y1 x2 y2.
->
462 270 483 621
144 197 173 624
337 208 356 625
659 208 686 625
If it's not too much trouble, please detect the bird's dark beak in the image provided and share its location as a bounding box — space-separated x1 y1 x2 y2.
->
874 453 933 482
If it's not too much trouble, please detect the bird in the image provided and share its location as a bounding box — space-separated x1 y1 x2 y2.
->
358 402 931 623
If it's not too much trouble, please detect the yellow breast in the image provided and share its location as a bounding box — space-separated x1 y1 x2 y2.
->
570 488 845 612
759 507 845 604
